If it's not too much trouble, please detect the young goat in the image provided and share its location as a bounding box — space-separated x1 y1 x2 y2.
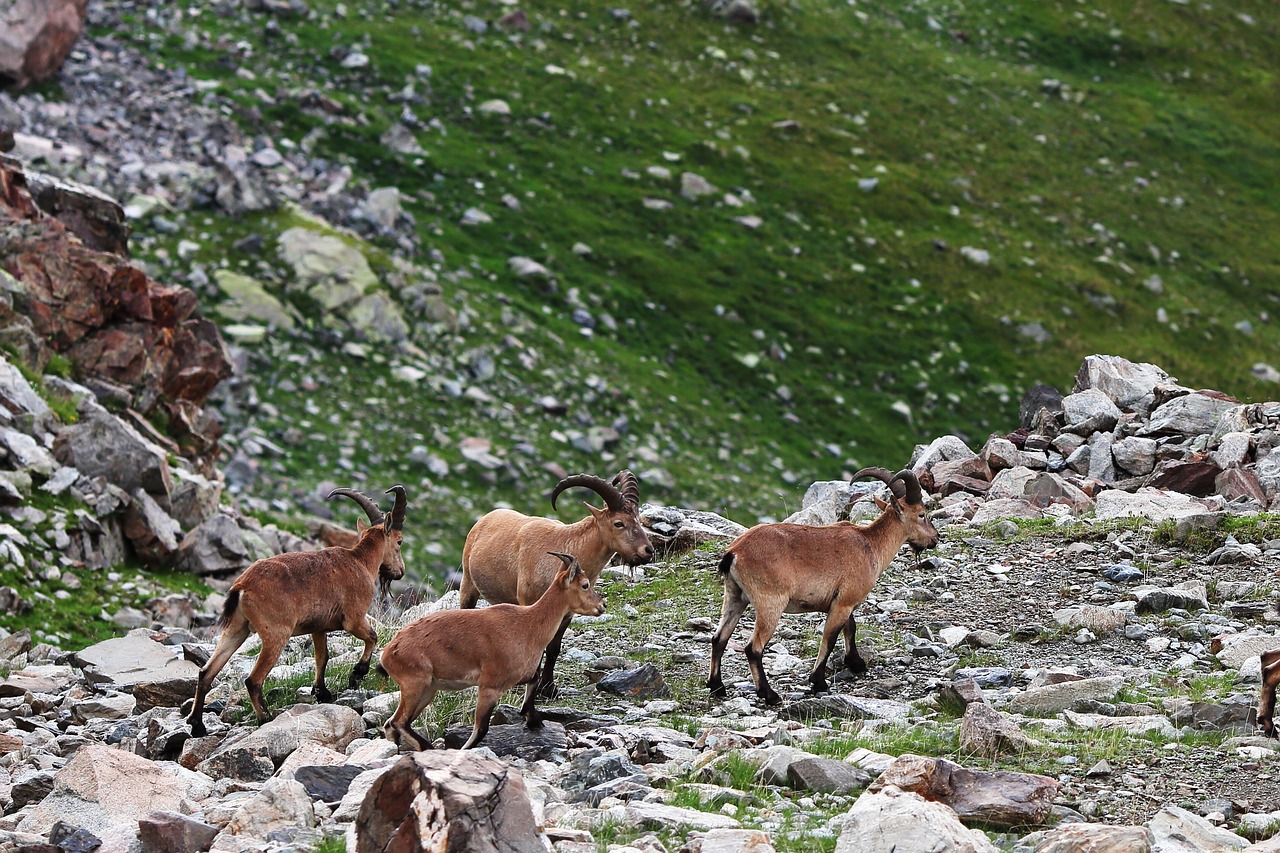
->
380 551 605 751
1259 648 1280 737
187 485 407 736
708 468 939 706
458 470 653 698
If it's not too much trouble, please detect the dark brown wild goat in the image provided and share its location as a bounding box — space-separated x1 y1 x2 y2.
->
187 485 407 736
1259 648 1280 737
458 470 653 698
708 468 939 705
380 551 605 751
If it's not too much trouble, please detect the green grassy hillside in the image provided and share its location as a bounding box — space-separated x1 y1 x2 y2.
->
100 0 1278 579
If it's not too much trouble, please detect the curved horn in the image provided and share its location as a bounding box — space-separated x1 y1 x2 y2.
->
384 484 407 531
550 474 628 513
328 488 385 525
611 470 640 509
850 466 907 501
890 470 924 505
547 551 575 569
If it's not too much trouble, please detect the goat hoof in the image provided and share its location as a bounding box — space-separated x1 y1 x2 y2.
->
189 720 207 738
762 690 783 707
315 686 334 703
809 678 829 694
524 715 544 730
844 656 868 675
707 681 727 699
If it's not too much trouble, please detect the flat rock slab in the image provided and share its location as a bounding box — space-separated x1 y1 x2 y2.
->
1006 675 1126 717
74 634 199 690
442 721 569 761
613 800 742 833
206 704 364 768
869 754 1059 830
778 694 912 723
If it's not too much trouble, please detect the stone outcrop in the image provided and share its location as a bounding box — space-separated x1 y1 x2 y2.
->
0 0 88 90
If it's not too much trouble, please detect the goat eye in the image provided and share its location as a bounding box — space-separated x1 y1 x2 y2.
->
614 521 625 529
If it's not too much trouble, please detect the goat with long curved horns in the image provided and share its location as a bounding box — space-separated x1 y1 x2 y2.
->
459 470 653 698
187 485 408 736
708 468 938 706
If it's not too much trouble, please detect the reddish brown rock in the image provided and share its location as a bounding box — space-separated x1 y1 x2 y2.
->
0 0 88 90
869 754 1059 829
1148 457 1222 497
0 159 230 467
1216 467 1267 505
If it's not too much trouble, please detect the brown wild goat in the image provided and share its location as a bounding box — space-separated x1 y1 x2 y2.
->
708 468 939 705
1259 648 1280 737
380 551 605 751
187 486 407 736
459 470 653 698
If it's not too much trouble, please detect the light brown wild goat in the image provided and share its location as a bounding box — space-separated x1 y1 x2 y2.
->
459 470 653 698
1259 648 1280 737
708 468 939 706
380 551 605 751
187 486 407 737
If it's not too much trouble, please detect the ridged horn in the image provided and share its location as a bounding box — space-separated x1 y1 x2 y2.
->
327 488 385 525
850 467 907 501
385 484 407 531
890 469 924 505
611 470 640 509
550 473 628 513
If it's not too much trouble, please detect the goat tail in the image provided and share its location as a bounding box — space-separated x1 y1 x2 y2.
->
376 660 389 678
216 589 241 630
717 552 735 576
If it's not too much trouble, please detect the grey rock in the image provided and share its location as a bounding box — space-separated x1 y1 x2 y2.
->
1142 393 1239 438
1006 675 1126 716
74 633 199 691
53 411 172 500
786 756 871 794
1061 389 1121 434
1147 805 1248 853
1074 355 1173 415
960 702 1037 758
175 514 271 575
597 664 669 700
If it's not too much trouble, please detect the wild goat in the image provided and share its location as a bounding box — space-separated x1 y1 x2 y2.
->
187 485 407 737
458 470 653 697
708 468 939 705
1259 648 1280 737
380 551 605 751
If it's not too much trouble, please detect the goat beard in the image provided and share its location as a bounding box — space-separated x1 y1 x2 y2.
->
378 571 394 599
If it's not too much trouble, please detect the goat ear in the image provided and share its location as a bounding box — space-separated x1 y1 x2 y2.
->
356 518 369 534
872 495 890 512
585 503 606 520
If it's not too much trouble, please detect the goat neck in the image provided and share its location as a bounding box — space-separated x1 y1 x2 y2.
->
858 508 911 576
524 575 577 648
350 526 389 576
556 515 617 576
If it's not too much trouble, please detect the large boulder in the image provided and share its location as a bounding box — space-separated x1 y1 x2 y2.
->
174 514 271 575
0 0 87 90
1074 355 1173 414
868 755 1059 829
355 750 544 853
53 411 172 499
74 633 199 695
204 704 365 770
16 743 213 840
1141 392 1239 439
837 786 998 853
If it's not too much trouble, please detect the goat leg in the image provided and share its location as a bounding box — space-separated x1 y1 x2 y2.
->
346 616 377 689
708 577 750 699
842 614 868 675
1260 650 1280 737
310 632 334 703
744 643 782 706
535 616 572 699
520 662 545 729
463 686 501 749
